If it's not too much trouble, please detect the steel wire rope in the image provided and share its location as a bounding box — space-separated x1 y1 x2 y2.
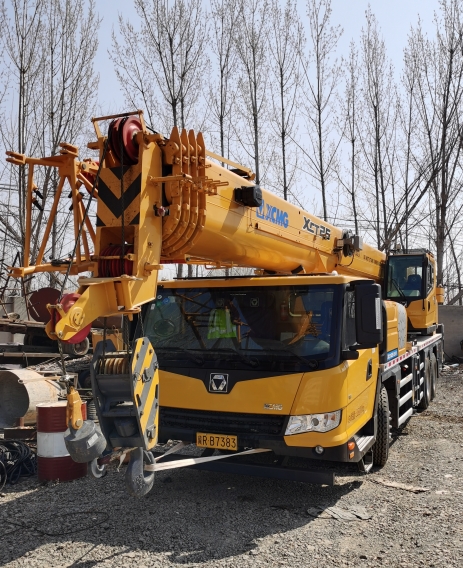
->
56 137 110 378
118 122 132 358
120 118 126 272
0 459 7 492
336 254 356 269
0 441 37 489
2 510 110 537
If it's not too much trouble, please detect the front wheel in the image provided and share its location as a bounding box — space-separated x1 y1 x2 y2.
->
372 385 391 467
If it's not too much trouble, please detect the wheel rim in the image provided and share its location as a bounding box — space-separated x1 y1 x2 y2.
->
426 362 432 400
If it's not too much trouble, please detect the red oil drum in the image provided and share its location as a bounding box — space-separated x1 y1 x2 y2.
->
36 401 88 481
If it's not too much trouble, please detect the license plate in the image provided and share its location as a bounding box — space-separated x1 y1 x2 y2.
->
196 432 238 451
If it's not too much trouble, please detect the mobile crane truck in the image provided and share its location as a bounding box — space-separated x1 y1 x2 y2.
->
6 110 444 495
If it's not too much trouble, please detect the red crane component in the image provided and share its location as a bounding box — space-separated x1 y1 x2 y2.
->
28 287 60 323
108 116 141 165
55 293 92 344
98 245 134 277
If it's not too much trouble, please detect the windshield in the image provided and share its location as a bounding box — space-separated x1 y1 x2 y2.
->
386 255 424 300
142 284 341 372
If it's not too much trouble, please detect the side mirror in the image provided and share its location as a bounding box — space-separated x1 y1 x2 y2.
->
341 349 359 360
355 282 383 348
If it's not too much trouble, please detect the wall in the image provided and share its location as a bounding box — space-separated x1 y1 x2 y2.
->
0 297 14 342
0 296 27 343
439 305 463 361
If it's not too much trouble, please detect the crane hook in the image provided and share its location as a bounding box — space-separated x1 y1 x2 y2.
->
125 447 155 497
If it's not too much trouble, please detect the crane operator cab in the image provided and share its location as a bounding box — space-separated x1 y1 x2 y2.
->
384 250 440 335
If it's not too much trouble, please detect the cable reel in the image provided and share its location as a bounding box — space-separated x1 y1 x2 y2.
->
107 116 142 166
65 338 160 490
97 352 129 376
98 245 134 277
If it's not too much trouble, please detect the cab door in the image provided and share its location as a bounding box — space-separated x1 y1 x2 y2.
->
343 289 378 433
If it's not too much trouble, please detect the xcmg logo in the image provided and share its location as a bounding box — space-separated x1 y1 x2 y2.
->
256 199 289 228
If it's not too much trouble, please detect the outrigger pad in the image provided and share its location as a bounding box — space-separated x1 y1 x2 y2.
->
64 419 107 463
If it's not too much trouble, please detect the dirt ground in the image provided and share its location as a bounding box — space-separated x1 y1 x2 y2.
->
1 367 462 568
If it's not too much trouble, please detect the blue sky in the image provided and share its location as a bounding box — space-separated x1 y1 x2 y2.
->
95 0 437 111
92 0 440 278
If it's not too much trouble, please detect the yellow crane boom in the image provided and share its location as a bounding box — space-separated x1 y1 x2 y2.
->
7 110 384 343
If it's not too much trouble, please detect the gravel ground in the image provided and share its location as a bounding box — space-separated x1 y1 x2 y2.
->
1 367 462 567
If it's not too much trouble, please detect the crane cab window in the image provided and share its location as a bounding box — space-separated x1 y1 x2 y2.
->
386 255 425 300
142 284 342 372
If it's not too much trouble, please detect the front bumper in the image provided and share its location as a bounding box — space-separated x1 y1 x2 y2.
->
159 407 371 464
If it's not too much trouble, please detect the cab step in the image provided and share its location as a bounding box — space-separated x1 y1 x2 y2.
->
357 448 373 473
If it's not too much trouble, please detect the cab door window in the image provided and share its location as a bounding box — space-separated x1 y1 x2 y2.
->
343 290 356 349
426 263 434 296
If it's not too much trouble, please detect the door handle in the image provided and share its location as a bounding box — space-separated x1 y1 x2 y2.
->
366 359 373 380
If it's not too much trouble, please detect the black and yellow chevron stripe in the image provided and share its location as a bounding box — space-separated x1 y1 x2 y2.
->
131 337 159 450
97 166 141 227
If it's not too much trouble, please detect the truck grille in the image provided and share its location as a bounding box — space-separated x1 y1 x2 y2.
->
159 407 286 436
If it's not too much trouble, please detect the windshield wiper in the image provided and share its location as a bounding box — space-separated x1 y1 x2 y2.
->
214 347 259 368
157 347 204 365
390 278 406 299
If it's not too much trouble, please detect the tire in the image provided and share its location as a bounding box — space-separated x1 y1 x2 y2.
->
62 337 90 357
372 385 391 467
77 369 91 389
418 357 431 410
430 353 437 401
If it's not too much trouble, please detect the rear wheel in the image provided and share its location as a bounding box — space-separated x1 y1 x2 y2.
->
418 357 431 410
430 353 437 401
372 385 391 467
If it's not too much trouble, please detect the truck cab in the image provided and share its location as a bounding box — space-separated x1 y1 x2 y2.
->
384 250 438 335
139 274 382 465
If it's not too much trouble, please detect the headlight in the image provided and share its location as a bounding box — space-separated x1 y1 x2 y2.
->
285 410 341 435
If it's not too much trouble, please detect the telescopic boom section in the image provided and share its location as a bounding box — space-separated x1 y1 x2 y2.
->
6 110 385 342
